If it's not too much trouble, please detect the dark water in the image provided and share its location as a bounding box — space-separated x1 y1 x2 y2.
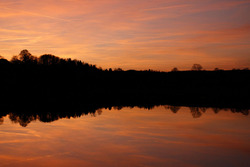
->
0 106 249 167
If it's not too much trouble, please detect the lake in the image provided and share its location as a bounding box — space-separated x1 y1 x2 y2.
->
0 105 249 167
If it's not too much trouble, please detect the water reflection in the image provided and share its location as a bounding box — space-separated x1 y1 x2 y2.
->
0 117 4 125
0 105 248 127
0 105 249 167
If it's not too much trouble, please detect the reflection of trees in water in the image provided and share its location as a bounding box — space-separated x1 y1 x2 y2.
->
200 107 207 113
189 107 202 118
189 107 208 118
9 113 37 127
188 107 249 118
170 106 181 113
0 104 158 127
0 105 249 127
7 108 102 127
96 109 103 116
165 105 248 118
0 117 4 125
231 108 249 116
164 105 181 113
113 106 123 110
164 105 207 117
212 108 220 114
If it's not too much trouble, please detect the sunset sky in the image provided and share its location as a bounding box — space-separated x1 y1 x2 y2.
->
0 0 249 70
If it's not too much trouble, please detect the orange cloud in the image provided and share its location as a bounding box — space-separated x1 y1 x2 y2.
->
0 0 249 70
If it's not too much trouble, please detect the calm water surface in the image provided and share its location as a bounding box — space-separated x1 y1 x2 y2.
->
0 106 249 167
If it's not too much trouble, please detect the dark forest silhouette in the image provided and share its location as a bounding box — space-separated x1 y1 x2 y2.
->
0 50 249 112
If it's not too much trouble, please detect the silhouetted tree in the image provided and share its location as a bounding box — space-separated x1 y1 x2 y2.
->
171 67 178 72
214 68 224 71
10 55 21 64
114 68 123 71
191 64 203 71
18 49 37 64
0 56 9 65
39 54 60 65
214 68 219 71
243 68 249 71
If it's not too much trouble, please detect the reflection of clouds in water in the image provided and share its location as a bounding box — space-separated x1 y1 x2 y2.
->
26 151 71 161
0 128 41 139
0 152 71 167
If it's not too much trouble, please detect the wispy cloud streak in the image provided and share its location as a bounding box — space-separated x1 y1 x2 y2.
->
0 0 249 70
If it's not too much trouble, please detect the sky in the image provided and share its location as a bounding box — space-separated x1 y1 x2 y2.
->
0 0 249 71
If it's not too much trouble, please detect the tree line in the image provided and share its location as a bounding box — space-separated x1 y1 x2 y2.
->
1 49 249 72
0 49 101 72
0 49 249 110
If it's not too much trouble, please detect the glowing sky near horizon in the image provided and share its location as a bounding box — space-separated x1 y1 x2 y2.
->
0 0 250 70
